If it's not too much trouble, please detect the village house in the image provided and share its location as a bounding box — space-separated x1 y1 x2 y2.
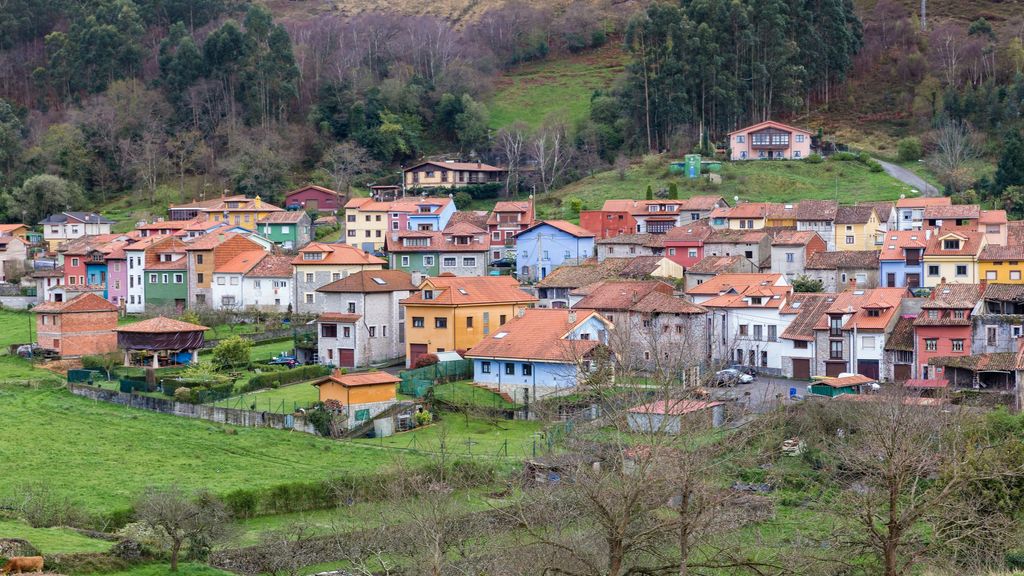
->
770 231 827 280
386 224 490 277
895 196 951 230
401 275 537 367
977 244 1024 285
595 233 664 261
879 230 928 289
33 293 118 357
0 235 29 283
465 308 613 401
708 203 770 230
0 223 30 241
702 229 773 271
312 371 401 430
402 160 507 190
661 220 714 267
914 282 982 381
579 196 728 240
257 211 312 250
795 200 838 251
211 251 291 311
803 250 880 292
574 280 707 379
31 267 64 303
883 316 916 383
685 273 789 305
315 270 418 368
683 255 758 291
533 257 682 309
168 195 283 232
344 196 456 252
863 201 897 232
812 287 907 378
144 236 190 312
283 184 345 213
124 236 165 314
923 204 979 230
765 203 798 227
700 279 794 374
516 220 596 282
292 242 386 315
136 219 195 238
39 212 114 251
834 205 881 251
486 200 534 261
185 232 267 308
922 228 986 288
980 210 1008 246
972 284 1024 356
728 120 813 160
779 293 838 379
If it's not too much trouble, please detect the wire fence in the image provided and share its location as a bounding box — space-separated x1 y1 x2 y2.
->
212 394 317 414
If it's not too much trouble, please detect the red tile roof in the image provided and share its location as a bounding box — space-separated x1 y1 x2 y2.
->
317 313 362 323
878 231 929 260
317 270 417 293
401 275 536 306
114 316 209 333
32 292 117 314
904 378 949 389
805 250 879 270
136 219 196 231
517 220 595 238
979 210 1007 225
727 119 812 135
573 280 673 311
465 308 607 362
771 230 821 246
884 316 916 351
923 204 980 220
795 200 838 221
834 205 877 225
685 273 784 296
216 250 267 274
780 293 837 341
628 291 706 314
314 371 401 387
384 230 489 253
698 285 792 309
896 196 951 208
978 244 1024 261
705 229 770 244
686 255 750 275
246 254 292 278
924 230 984 257
292 242 386 266
813 287 907 331
661 220 714 243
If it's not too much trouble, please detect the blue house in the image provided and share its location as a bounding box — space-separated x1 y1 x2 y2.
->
465 308 612 402
879 230 926 289
405 198 456 232
515 221 596 282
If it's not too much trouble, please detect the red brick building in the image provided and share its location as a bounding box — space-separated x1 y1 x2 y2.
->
913 282 982 380
33 293 118 357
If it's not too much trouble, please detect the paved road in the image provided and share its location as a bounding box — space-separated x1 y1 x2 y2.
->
877 159 939 197
706 376 806 414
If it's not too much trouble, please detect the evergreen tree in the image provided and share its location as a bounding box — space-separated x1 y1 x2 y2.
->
995 131 1024 193
668 182 678 199
645 185 653 200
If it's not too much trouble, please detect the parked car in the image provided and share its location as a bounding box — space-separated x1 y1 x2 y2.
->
728 364 758 377
713 368 754 386
490 257 515 268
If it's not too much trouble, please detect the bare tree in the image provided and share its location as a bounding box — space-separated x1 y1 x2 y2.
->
134 486 231 572
927 119 976 194
124 118 168 203
496 122 528 197
929 23 967 87
167 129 208 201
530 120 573 194
322 141 378 199
614 154 630 181
246 522 320 576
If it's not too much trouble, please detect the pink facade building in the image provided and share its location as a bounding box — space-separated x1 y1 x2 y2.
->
728 120 813 161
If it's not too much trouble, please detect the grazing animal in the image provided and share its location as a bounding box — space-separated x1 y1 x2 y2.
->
0 556 44 574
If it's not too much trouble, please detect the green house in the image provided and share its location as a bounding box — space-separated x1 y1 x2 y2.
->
258 211 312 250
145 264 188 310
808 374 874 398
385 228 489 277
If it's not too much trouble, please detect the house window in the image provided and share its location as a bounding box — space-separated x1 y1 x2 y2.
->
369 326 376 337
951 339 964 352
162 274 169 284
761 351 768 367
753 325 763 340
492 232 500 241
321 324 338 338
443 257 456 267
305 272 314 282
987 325 998 345
829 340 843 359
927 265 940 276
953 310 965 320
435 317 447 329
230 276 239 285
862 336 875 349
830 316 843 337
739 324 748 336
943 239 961 250
955 265 968 276
149 274 157 283
793 340 808 349
522 364 532 376
174 273 183 283
343 326 351 338
796 134 805 143
463 257 476 267
786 252 794 263
413 317 424 328
794 151 801 158
768 325 777 341
688 249 697 258
505 363 515 375
71 258 79 267
304 293 314 303
481 361 491 374
401 256 410 267
987 270 998 280
736 135 745 143
197 273 204 284
423 256 435 266
466 316 473 328
924 338 938 352
1013 271 1022 281
500 314 507 324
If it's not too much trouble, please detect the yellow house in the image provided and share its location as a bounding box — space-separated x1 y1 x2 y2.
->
0 224 30 241
708 203 769 230
401 275 537 367
834 205 881 251
343 196 455 252
765 203 798 227
977 245 1024 284
922 229 986 288
312 370 400 429
204 196 283 232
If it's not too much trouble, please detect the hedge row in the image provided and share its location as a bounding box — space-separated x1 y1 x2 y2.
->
241 364 330 393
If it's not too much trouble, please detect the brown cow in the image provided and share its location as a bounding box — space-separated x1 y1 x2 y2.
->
0 556 43 574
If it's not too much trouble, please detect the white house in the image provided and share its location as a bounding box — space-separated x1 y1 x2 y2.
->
39 212 113 251
210 250 271 310
701 282 795 375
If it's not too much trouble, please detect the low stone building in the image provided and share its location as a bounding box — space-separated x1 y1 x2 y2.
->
803 250 880 292
684 255 757 291
33 293 118 357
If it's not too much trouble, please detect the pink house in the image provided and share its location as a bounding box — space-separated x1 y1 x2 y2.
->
106 247 128 307
728 120 813 161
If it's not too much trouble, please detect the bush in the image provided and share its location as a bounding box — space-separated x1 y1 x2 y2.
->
830 151 857 162
314 224 340 240
174 387 192 402
212 336 252 370
867 160 884 172
458 182 501 200
242 364 330 392
414 353 439 368
415 410 433 427
897 137 922 161
804 153 823 164
565 196 583 215
856 152 872 164
453 191 472 209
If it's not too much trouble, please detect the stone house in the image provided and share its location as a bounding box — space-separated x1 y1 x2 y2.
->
803 250 881 292
769 230 827 281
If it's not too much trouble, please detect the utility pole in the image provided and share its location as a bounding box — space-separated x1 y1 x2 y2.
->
920 0 927 31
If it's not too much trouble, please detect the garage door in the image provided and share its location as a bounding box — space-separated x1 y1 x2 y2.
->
792 358 810 380
893 364 911 383
825 361 846 377
857 360 879 380
409 343 428 368
338 348 355 368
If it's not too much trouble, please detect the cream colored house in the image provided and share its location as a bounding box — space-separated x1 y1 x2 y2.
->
403 161 506 190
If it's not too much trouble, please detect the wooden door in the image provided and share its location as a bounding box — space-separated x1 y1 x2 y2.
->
857 359 879 380
792 358 811 380
409 343 428 367
893 364 911 383
338 348 355 368
825 361 845 377
886 272 896 288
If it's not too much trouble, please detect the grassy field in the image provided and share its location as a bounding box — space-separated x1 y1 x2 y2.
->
517 157 919 222
0 518 113 554
97 564 234 576
210 380 321 413
0 308 34 347
354 414 547 459
0 383 411 514
434 380 520 410
488 44 625 130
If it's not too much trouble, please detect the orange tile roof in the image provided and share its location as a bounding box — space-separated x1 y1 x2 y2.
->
779 293 837 341
573 280 673 311
979 210 1007 225
465 308 607 362
878 231 929 260
925 229 984 257
343 196 453 214
314 371 401 387
401 275 536 306
291 242 386 266
385 230 489 253
443 221 487 235
0 223 28 234
896 196 951 208
685 273 784 296
923 204 980 220
517 220 595 238
246 254 292 278
978 244 1024 261
216 250 267 274
661 220 714 243
812 287 907 331
698 285 792 309
114 316 209 333
185 231 246 250
686 255 749 275
317 270 417 293
32 292 117 314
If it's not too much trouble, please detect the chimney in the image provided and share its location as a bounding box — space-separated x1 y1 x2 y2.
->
848 278 856 289
980 278 987 294
411 271 425 286
632 290 639 304
517 306 526 318
568 310 577 324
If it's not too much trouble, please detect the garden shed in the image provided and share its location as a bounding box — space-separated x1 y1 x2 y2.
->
808 374 875 398
312 370 400 429
626 399 725 433
114 316 210 368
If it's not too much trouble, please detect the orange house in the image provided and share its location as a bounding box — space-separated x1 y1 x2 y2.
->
313 371 400 429
33 293 118 357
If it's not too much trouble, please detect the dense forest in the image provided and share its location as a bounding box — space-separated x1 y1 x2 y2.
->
1 0 1024 223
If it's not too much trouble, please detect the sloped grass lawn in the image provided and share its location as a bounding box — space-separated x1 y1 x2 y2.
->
0 355 63 382
0 308 33 347
0 383 412 514
433 380 520 410
354 415 547 460
210 381 320 414
92 563 235 576
0 519 112 554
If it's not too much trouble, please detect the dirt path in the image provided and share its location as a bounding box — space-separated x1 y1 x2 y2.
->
877 160 940 197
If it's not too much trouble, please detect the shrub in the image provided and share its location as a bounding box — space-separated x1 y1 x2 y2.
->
174 387 192 402
565 196 583 215
830 151 857 161
453 191 472 209
897 137 923 161
242 364 330 393
221 490 258 519
314 224 339 240
856 152 872 164
804 153 823 164
414 353 439 368
212 336 252 370
867 160 884 172
415 410 433 427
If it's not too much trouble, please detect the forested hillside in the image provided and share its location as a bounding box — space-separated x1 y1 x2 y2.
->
0 0 1022 224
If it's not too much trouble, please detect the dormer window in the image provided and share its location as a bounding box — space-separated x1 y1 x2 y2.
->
953 310 965 320
943 239 961 250
302 252 325 261
750 297 763 305
866 309 880 317
928 310 938 319
403 237 430 247
423 290 434 300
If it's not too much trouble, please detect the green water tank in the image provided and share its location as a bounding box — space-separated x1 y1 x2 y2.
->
684 154 702 178
705 161 722 173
